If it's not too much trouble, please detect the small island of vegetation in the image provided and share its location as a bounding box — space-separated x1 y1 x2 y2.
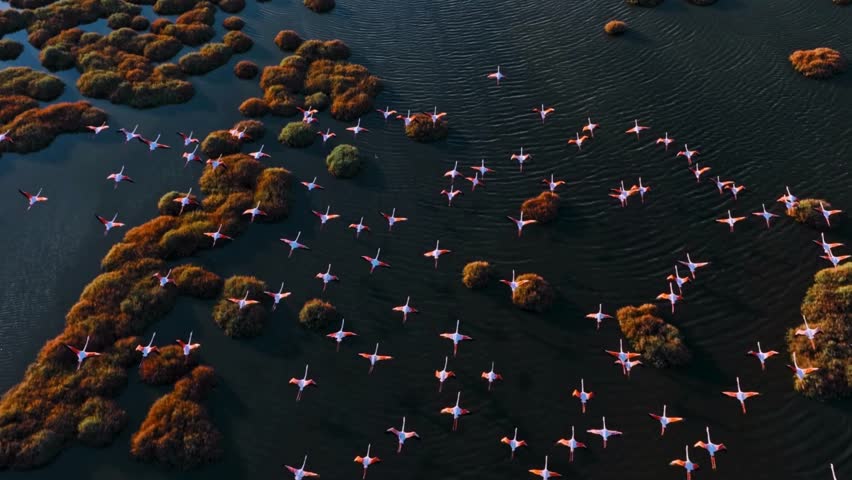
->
405 113 448 142
212 276 269 337
304 0 336 13
326 144 363 178
512 273 554 312
616 304 690 367
234 60 259 79
279 121 316 148
604 20 628 35
789 48 847 79
521 192 560 224
298 298 338 330
462 261 494 289
787 198 841 228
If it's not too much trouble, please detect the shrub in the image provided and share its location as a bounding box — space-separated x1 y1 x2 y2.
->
143 37 182 62
274 30 303 51
521 192 560 224
0 67 65 101
278 121 315 147
787 198 838 227
223 30 253 54
0 95 38 123
512 273 553 312
254 168 293 219
178 43 233 75
0 9 31 36
617 304 690 367
303 91 329 111
139 345 198 385
604 20 628 35
218 0 247 13
298 299 337 330
39 45 76 72
153 0 199 15
130 15 150 31
790 48 847 79
462 261 493 289
108 12 132 29
234 119 265 140
76 397 127 447
405 113 448 142
304 0 336 12
0 39 24 61
212 276 268 337
223 16 244 30
239 97 269 116
325 144 362 178
162 23 215 46
201 130 241 157
172 265 223 298
2 102 108 154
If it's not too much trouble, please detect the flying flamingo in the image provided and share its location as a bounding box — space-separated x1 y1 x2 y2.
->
747 341 778 371
440 320 472 357
625 119 649 138
377 106 397 121
657 282 683 313
228 291 259 310
138 133 171 152
587 417 622 448
392 296 418 323
87 122 109 135
670 445 700 480
95 213 124 235
605 339 641 376
427 106 447 126
777 186 799 212
444 161 462 179
177 331 200 358
315 264 339 292
242 202 267 223
440 391 470 431
358 343 392 374
676 144 698 164
470 159 494 177
153 269 175 288
667 265 690 294
182 145 202 167
500 427 527 459
831 464 838 480
571 378 594 413
487 66 505 85
249 145 271 160
721 377 759 414
434 356 455 392
678 253 710 279
173 188 199 215
821 249 851 269
533 104 554 123
228 126 250 141
716 210 747 233
637 177 651 203
481 361 502 391
320 314 356 349
795 315 822 351
556 426 586 462
543 173 565 193
177 131 198 146
289 364 317 401
301 176 324 191
19 188 47 210
361 248 390 274
787 352 819 380
752 204 779 228
694 427 726 470
264 282 291 311
423 240 451 269
204 224 233 247
712 176 733 195
440 182 463 206
656 132 674 150
615 357 642 378
348 217 370 238
107 165 134 188
386 417 420 453
689 164 711 183
312 205 340 229
118 125 141 142
500 269 529 293
380 207 408 231
465 172 484 191
353 444 380 479
318 129 336 145
729 183 745 200
65 336 101 370
507 210 537 237
346 119 368 138
510 147 531 172
396 110 413 127
298 106 318 120
135 332 159 359
583 117 599 137
567 132 589 150
814 233 844 254
206 154 227 170
649 405 684 436
817 201 842 227
283 455 319 480
585 304 613 330
281 231 310 257
609 180 638 207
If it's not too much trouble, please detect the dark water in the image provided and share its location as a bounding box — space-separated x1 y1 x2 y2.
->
1 0 850 478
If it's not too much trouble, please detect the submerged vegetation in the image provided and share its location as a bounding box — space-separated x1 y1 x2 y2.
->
512 273 554 312
298 299 338 330
789 48 847 79
521 192 560 224
616 304 690 368
326 144 363 178
462 261 493 289
786 263 851 399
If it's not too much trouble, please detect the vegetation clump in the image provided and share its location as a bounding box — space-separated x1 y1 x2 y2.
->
223 16 244 30
0 67 64 101
274 30 303 51
239 97 269 116
12 0 140 48
278 121 315 147
1 101 107 154
787 198 840 227
616 304 690 368
0 40 24 61
211 276 268 337
179 42 233 75
325 144 363 178
462 261 493 289
789 48 847 79
521 192 560 224
234 60 259 79
130 366 223 469
77 397 127 447
512 273 554 312
405 113 448 142
139 345 199 385
130 15 150 31
304 0 336 12
223 30 253 53
303 91 329 111
108 12 133 30
298 299 338 330
604 20 628 35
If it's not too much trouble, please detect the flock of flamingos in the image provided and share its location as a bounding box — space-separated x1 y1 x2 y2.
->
12 62 847 480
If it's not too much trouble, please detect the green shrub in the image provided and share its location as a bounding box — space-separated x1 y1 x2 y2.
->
278 121 315 147
76 397 127 447
212 276 268 337
512 274 553 312
0 67 65 101
303 91 329 111
325 144 362 178
108 12 132 29
298 299 337 330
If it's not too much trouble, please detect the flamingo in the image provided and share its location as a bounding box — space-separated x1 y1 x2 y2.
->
481 361 502 391
95 213 124 235
315 264 339 292
228 291 259 310
361 248 390 274
582 117 599 137
242 202 267 223
637 177 651 203
605 338 641 367
434 356 455 391
358 343 392 374
377 106 397 120
440 320 472 357
567 132 589 150
302 113 317 125
722 377 759 414
543 173 565 192
470 159 494 177
500 427 527 459
649 405 684 436
609 180 639 207
729 183 745 200
264 282 291 311
86 122 109 135
556 426 586 462
346 119 368 138
656 132 674 150
440 391 470 431
380 208 408 231
747 342 778 371
500 269 529 293
716 210 747 233
386 417 420 453
712 176 733 195
298 106 318 119
353 444 380 479
318 129 336 145
392 296 418 323
676 144 698 164
571 378 594 413
831 464 838 480
204 224 233 247
177 131 198 146
228 125 250 141
249 144 271 160
206 154 227 170
348 217 370 238
585 304 613 330
427 106 446 126
670 445 700 480
694 427 726 470
281 231 310 257
65 336 101 370
312 205 340 229
625 119 649 138
510 147 531 172
678 253 710 279
821 249 851 269
301 176 324 191
533 104 554 123
138 133 171 151
752 204 779 228
177 331 200 357
172 188 199 215
118 125 141 142
814 233 844 254
289 364 317 401
667 265 690 294
19 188 47 210
283 455 319 480
689 164 711 183
787 352 819 380
777 186 799 212
444 161 461 179
153 269 175 288
396 110 414 127
135 332 159 358
507 210 537 237
795 315 822 351
817 201 842 227
657 282 683 314
465 172 484 191
587 417 622 448
182 145 202 167
424 240 451 268
615 357 642 378
440 182 462 206
487 66 505 85
107 165 134 188
325 318 356 351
